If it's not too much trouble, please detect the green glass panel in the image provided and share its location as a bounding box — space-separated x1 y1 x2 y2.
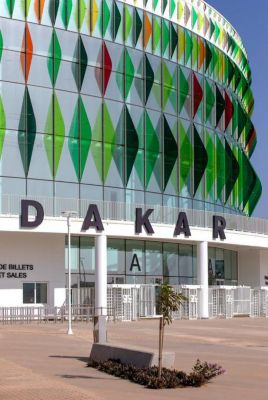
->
225 139 239 203
237 103 247 139
18 88 36 177
125 106 139 184
61 0 73 29
125 49 134 98
216 134 225 201
153 16 161 54
216 86 225 126
103 103 115 181
145 111 159 187
69 97 91 181
210 20 215 39
205 42 212 73
44 93 65 178
193 125 208 196
192 7 198 28
91 141 102 181
163 116 177 190
69 100 79 178
179 121 192 192
242 152 257 211
162 20 169 57
144 55 154 104
205 79 215 123
247 176 262 216
192 34 198 69
124 5 132 42
185 30 192 65
72 36 88 91
77 0 86 29
179 68 189 112
162 62 172 108
113 1 122 40
6 0 15 17
214 23 220 43
178 26 185 63
134 8 142 46
102 0 110 36
205 130 215 199
47 31 62 86
170 23 177 59
22 0 31 17
170 0 175 17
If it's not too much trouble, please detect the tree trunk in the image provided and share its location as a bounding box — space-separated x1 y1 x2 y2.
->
158 316 164 378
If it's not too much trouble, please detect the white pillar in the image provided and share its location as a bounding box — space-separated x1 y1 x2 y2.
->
197 241 209 319
94 234 107 343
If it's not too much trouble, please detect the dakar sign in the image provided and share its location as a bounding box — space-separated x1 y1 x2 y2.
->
20 200 226 240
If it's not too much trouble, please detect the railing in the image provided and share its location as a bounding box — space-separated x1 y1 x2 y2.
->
0 285 157 323
0 305 116 324
1 194 268 235
2 286 268 323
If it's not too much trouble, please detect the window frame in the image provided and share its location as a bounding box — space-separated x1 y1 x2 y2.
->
22 282 48 304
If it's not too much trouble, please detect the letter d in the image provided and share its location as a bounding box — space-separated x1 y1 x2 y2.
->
20 200 44 228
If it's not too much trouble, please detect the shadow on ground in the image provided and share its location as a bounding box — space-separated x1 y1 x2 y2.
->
49 355 89 364
58 374 115 380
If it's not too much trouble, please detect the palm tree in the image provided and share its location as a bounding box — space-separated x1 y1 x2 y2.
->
158 284 187 378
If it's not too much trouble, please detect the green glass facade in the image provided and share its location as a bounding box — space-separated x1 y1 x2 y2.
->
0 0 261 216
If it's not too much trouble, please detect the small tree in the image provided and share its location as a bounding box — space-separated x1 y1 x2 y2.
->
158 284 187 378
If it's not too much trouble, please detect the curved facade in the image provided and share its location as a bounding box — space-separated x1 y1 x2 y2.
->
0 0 261 218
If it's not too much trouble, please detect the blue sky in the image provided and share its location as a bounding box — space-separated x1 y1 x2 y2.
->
207 0 268 218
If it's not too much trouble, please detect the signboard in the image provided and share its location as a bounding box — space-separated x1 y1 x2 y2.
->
20 200 227 240
0 264 34 279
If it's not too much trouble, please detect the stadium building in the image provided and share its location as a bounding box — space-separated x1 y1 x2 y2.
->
0 0 266 319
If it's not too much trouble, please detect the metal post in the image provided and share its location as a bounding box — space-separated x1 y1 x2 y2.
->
62 210 78 335
67 215 72 335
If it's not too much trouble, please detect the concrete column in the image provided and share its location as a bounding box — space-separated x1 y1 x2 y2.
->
197 241 209 319
94 234 107 343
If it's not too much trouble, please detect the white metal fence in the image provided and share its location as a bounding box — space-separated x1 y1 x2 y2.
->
107 285 156 321
71 284 156 321
0 305 96 323
208 286 252 318
2 285 268 323
172 285 201 320
250 288 268 317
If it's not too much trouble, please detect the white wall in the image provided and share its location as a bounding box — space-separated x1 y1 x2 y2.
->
238 249 260 287
0 232 65 307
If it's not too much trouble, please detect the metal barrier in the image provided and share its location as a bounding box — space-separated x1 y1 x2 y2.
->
250 289 261 317
260 289 268 317
250 288 268 317
1 193 268 235
171 285 201 320
0 305 112 324
208 287 234 318
0 285 156 323
71 284 156 321
233 287 251 316
208 286 254 319
107 284 156 321
3 285 268 323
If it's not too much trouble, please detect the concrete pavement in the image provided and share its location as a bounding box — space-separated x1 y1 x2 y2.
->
1 318 268 399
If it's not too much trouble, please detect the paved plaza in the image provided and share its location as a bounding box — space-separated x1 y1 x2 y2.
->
0 318 268 399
